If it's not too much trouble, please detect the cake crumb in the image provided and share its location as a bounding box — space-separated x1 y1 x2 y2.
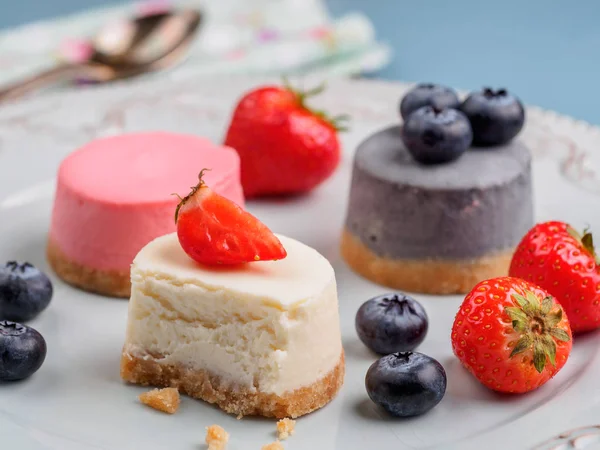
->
205 425 229 450
276 418 296 440
261 442 284 450
138 387 180 414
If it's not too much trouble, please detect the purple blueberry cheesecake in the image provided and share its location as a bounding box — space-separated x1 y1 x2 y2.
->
340 85 532 294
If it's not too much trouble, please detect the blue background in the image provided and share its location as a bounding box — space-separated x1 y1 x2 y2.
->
2 0 599 125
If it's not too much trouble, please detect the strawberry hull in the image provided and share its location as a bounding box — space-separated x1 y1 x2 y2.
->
451 277 572 394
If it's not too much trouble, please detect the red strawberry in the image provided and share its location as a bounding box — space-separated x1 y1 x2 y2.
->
451 277 572 394
174 171 287 265
223 82 347 198
509 221 600 333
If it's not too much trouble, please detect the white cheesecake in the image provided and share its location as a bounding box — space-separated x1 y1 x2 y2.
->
120 233 344 418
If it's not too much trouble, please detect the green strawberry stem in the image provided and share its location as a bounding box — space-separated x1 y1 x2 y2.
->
505 290 570 373
282 76 351 132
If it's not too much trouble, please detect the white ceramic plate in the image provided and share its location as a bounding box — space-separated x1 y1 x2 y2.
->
1 76 600 450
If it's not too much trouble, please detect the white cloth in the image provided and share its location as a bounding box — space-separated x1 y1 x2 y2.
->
0 0 391 92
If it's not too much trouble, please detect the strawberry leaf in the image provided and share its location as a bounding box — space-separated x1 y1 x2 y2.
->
283 78 351 132
510 334 533 358
541 335 557 367
300 82 327 100
582 231 594 252
505 306 528 323
512 293 529 310
526 291 541 309
546 309 563 327
522 301 536 316
330 114 351 132
550 327 571 342
581 230 600 265
505 307 528 332
533 339 547 373
568 225 600 265
541 296 553 315
513 321 528 333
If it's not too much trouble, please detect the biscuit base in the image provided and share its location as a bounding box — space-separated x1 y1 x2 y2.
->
120 350 345 419
47 239 131 298
341 229 513 295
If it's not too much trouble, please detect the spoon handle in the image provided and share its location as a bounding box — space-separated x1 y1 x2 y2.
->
0 63 114 103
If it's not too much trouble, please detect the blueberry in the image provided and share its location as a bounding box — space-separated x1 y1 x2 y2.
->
0 321 47 381
401 106 472 165
459 88 525 147
366 352 446 417
400 83 460 121
355 293 428 354
0 261 53 322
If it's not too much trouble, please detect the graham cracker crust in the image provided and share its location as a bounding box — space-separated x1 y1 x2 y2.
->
47 238 131 298
340 229 513 295
120 350 345 419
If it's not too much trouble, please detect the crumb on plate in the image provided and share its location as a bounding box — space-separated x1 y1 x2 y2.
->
206 424 229 450
276 418 296 440
262 441 284 450
138 387 180 414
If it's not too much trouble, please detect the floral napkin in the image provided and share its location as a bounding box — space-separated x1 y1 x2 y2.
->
0 0 391 94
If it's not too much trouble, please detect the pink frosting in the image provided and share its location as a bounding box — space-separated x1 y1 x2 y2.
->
49 132 244 271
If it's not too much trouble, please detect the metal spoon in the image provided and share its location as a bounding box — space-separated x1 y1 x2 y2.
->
0 9 202 102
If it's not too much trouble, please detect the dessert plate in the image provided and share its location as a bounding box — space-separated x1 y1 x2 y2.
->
1 76 600 450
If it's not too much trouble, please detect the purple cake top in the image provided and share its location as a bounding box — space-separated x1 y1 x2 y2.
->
355 126 530 190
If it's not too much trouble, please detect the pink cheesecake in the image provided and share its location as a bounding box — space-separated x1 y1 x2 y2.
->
47 132 244 298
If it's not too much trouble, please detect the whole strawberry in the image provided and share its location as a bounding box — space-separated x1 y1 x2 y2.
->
509 221 600 333
451 277 572 394
223 82 347 198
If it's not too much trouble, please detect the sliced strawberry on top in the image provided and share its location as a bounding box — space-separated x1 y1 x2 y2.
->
174 171 287 265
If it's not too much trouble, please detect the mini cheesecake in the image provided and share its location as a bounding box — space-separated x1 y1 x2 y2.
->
341 125 534 295
120 233 344 418
47 132 244 298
